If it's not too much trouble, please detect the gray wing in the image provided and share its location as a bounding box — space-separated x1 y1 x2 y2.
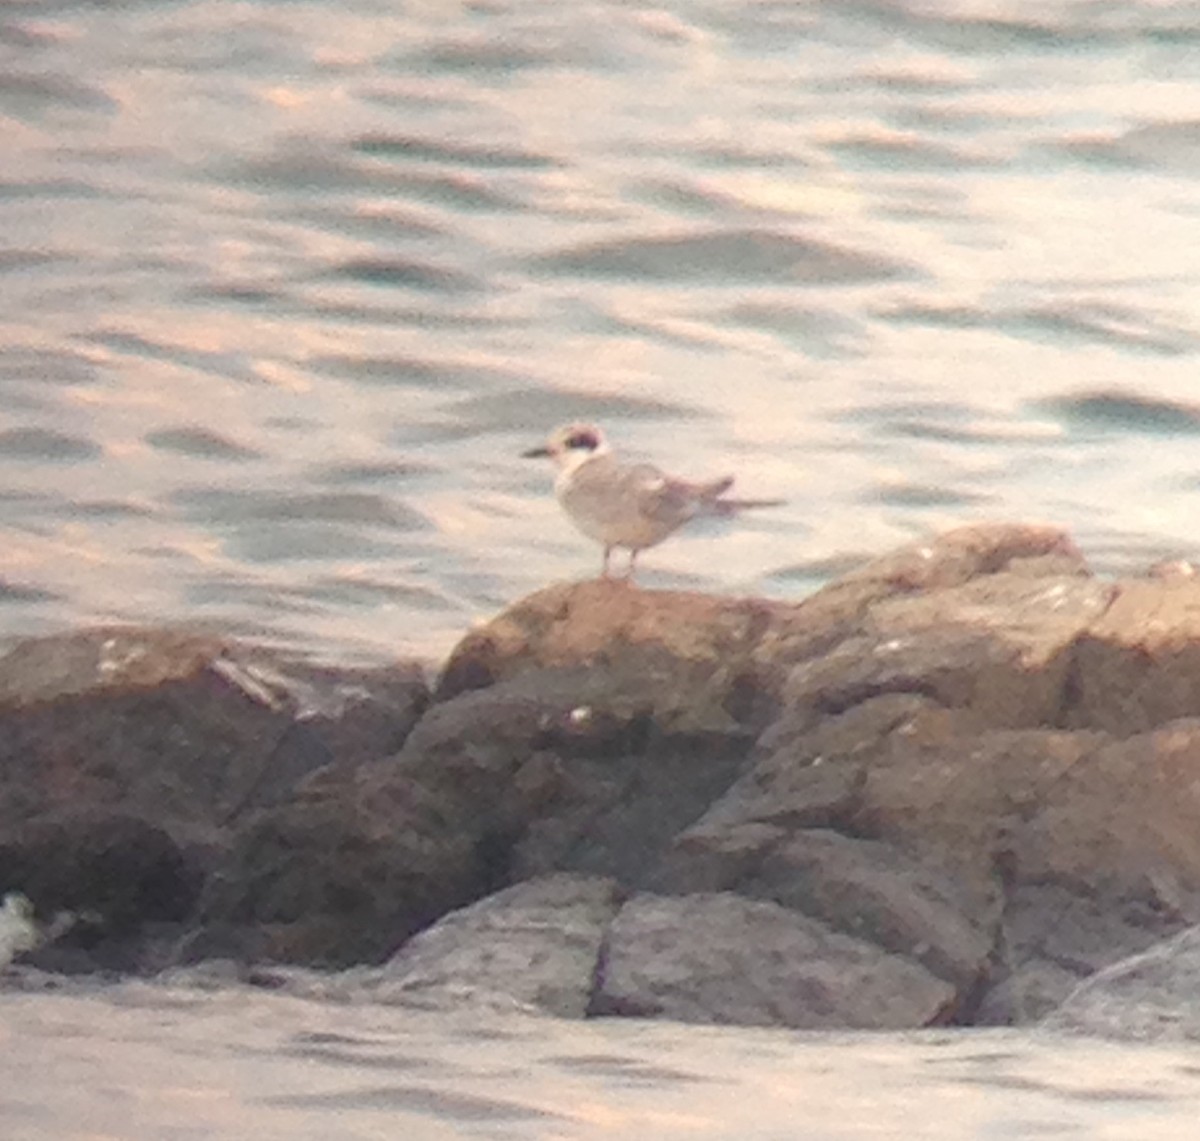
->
627 462 720 525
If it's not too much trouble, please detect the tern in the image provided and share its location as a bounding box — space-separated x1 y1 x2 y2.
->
523 422 783 578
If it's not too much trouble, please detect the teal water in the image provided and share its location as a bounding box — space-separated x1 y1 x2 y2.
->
3 0 1200 665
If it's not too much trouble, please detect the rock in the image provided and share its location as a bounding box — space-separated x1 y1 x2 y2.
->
193 521 1196 1023
192 666 753 965
767 562 1112 739
592 892 955 1029
438 579 792 734
1042 924 1200 1041
682 697 1200 1020
750 521 1091 669
1068 579 1200 733
0 812 199 929
0 626 428 837
977 959 1084 1026
0 626 428 970
436 524 1088 734
661 826 993 994
367 873 623 1017
182 767 484 967
984 724 1200 1018
20 520 1200 1035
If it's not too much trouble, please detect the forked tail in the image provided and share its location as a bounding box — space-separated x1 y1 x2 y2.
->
708 495 786 516
697 475 784 516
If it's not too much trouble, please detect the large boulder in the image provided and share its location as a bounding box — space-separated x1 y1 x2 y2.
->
368 873 623 1017
0 627 427 970
1042 924 1200 1041
438 579 793 734
592 891 955 1029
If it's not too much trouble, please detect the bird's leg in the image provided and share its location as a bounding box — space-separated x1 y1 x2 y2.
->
626 549 638 581
601 546 612 578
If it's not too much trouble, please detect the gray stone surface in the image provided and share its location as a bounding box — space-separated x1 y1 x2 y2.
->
593 892 955 1029
373 873 623 1017
1042 925 1200 1041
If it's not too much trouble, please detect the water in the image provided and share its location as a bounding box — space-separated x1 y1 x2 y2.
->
3 0 1200 666
5 980 1200 1140
5 0 1200 1127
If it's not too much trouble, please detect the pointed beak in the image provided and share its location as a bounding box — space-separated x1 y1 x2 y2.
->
522 445 551 459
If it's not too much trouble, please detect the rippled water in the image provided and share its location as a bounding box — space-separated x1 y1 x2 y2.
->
5 981 1200 1140
4 0 1200 665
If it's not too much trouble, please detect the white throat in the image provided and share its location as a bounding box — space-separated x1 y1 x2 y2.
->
556 442 610 478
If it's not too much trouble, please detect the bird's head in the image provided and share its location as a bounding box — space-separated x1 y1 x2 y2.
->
522 422 610 471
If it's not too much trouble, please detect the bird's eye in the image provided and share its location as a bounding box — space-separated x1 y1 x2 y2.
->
565 430 598 451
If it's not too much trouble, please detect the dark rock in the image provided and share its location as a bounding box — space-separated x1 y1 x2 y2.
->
591 891 955 1029
0 626 427 970
193 666 754 965
0 813 199 930
184 769 482 968
0 626 428 838
662 826 993 994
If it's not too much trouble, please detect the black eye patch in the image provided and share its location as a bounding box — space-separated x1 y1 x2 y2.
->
565 430 599 450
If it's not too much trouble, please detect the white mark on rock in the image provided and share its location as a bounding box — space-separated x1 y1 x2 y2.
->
98 636 146 678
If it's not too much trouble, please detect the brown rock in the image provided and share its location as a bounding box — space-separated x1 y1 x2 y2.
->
773 563 1112 735
437 523 1092 737
751 521 1091 668
1068 580 1200 733
0 626 428 838
438 580 790 734
0 626 428 968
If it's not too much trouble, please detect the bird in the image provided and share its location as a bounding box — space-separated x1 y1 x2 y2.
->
522 422 783 579
0 893 37 969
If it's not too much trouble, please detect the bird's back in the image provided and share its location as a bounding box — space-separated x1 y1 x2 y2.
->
558 455 701 549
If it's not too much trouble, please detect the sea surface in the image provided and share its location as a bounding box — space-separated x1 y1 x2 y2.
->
5 0 1200 1132
5 976 1200 1141
4 0 1200 667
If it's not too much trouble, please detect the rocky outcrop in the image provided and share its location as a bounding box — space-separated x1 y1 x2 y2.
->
188 662 758 966
0 627 427 970
10 522 1200 1033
